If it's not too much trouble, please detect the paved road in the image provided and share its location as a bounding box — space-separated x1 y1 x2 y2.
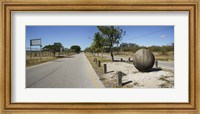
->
26 53 104 88
100 54 174 70
154 61 174 70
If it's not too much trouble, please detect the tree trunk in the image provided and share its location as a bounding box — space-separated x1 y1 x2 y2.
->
101 51 103 58
111 52 114 61
116 44 119 55
110 48 114 61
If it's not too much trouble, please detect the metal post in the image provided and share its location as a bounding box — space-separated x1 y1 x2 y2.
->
117 71 123 87
128 58 130 62
98 60 101 67
121 58 123 61
104 64 107 74
30 46 32 59
40 45 42 61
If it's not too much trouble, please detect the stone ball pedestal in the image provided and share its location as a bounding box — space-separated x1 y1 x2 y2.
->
133 49 155 72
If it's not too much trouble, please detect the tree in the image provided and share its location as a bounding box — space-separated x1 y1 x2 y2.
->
90 43 96 55
97 26 125 61
92 32 105 57
42 43 64 57
63 48 75 56
71 45 81 53
84 47 92 53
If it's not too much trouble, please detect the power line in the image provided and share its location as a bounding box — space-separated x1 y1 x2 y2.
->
88 37 94 40
125 26 174 41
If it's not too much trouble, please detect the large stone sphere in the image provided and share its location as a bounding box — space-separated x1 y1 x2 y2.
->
133 49 155 72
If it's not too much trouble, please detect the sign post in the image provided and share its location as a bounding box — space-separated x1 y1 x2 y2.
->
30 39 42 60
30 46 32 58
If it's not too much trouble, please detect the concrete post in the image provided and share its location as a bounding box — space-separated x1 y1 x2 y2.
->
104 64 107 74
155 60 158 68
93 58 96 62
117 71 123 87
95 59 98 64
98 60 101 67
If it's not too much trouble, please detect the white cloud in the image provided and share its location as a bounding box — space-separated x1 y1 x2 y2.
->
160 35 165 38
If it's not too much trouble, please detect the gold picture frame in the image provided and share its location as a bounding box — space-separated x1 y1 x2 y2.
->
0 0 199 113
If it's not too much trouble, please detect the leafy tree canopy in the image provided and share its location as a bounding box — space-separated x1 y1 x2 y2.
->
70 45 81 53
43 43 64 56
92 32 105 52
97 26 126 61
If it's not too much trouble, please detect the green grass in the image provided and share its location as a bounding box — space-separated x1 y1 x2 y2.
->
85 53 111 74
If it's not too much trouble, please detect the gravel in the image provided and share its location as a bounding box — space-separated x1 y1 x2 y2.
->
101 62 174 88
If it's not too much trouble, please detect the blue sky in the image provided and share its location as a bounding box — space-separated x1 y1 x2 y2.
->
26 26 174 50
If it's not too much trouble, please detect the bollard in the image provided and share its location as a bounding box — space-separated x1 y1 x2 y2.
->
128 58 131 62
121 58 123 61
95 58 97 62
155 60 158 68
117 71 123 87
93 58 96 62
95 59 98 64
104 64 107 74
98 60 101 67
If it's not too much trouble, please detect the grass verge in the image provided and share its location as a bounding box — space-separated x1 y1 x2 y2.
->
85 53 111 75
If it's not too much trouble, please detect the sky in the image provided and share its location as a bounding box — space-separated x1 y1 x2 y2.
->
26 26 174 50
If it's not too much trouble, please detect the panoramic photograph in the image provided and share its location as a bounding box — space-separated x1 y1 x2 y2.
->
26 26 174 88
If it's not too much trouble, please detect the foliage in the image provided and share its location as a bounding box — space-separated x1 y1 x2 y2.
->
97 26 126 61
42 43 64 57
84 47 92 52
120 43 140 53
63 48 76 55
148 45 174 54
92 32 105 53
118 43 174 54
93 32 105 52
70 45 81 53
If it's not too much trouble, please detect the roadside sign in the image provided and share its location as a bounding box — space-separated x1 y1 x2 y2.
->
30 38 42 59
54 42 61 45
30 39 41 46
